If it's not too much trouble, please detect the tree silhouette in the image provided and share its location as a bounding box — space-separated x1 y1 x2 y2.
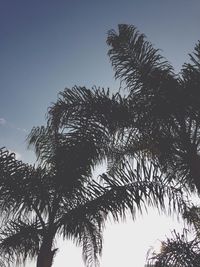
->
0 123 180 267
0 24 199 266
47 25 200 266
105 24 200 194
147 206 200 266
48 25 200 195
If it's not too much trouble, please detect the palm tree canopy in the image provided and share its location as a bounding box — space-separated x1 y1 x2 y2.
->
1 24 200 266
0 86 184 267
0 127 183 267
106 25 200 194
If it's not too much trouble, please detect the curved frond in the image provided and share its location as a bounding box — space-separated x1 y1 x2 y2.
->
147 229 200 267
189 41 200 69
183 205 200 239
81 219 103 267
48 86 130 132
57 209 103 267
181 42 200 114
0 217 42 266
0 147 53 218
0 148 36 213
45 86 136 185
107 24 174 91
56 156 184 267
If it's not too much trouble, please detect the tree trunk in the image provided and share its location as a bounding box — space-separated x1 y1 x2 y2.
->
36 236 57 267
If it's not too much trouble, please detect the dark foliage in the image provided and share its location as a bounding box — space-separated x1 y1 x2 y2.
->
147 206 200 267
1 24 200 266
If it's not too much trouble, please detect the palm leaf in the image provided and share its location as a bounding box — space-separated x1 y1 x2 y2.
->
147 229 200 267
0 217 42 266
107 24 174 91
55 155 184 267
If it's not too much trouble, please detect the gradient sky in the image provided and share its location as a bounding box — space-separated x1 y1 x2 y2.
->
1 0 200 266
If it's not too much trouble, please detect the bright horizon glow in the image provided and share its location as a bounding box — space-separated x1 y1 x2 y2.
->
27 210 184 267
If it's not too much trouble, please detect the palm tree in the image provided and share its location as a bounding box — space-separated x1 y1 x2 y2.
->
45 25 200 266
106 27 200 266
105 24 200 194
0 123 181 267
48 25 200 195
0 24 198 267
146 205 200 266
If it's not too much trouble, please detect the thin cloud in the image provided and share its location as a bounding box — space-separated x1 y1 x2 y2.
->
15 127 28 133
0 118 6 125
8 123 28 133
0 117 27 133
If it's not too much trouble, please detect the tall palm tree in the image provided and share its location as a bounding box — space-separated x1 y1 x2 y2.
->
106 24 200 194
46 25 200 266
48 25 200 195
0 24 198 267
0 124 181 267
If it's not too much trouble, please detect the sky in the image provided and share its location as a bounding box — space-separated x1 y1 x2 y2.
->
0 0 200 266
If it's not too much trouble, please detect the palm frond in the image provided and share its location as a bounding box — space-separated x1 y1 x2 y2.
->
147 229 200 267
81 219 103 267
57 155 184 244
183 205 200 239
45 86 138 184
101 156 184 216
107 25 183 170
48 86 131 132
57 208 103 267
107 24 174 91
0 217 42 266
0 147 36 214
181 43 200 115
47 87 134 155
0 147 54 220
189 41 200 69
55 154 184 267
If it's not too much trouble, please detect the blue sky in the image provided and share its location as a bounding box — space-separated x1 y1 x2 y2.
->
0 0 200 266
1 0 200 162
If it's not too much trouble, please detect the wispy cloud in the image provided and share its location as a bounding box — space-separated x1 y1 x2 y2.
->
0 118 6 125
0 117 28 133
15 127 28 133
